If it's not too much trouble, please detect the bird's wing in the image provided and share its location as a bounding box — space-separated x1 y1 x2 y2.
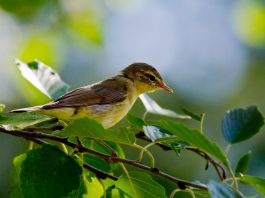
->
42 77 128 109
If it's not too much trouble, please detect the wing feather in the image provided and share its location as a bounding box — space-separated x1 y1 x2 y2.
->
42 77 127 109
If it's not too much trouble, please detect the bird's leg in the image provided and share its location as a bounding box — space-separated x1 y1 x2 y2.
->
98 140 118 162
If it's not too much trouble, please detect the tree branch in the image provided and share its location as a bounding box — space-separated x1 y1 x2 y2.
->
0 126 208 191
136 131 227 181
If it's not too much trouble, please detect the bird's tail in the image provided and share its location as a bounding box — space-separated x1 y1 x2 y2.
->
10 105 43 113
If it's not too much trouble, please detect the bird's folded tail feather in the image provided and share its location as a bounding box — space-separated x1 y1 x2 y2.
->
10 105 43 113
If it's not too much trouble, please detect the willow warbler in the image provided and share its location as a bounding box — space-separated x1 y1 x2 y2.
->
12 63 173 128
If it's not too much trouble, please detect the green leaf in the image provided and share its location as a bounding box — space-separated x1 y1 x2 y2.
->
0 0 46 18
83 154 112 173
208 180 241 198
0 112 50 129
181 108 203 122
16 59 70 100
143 125 188 154
193 188 210 198
235 151 252 176
19 144 84 198
155 121 229 167
60 117 136 145
126 114 146 129
67 11 103 45
83 139 125 158
238 175 265 196
221 105 264 143
139 94 191 119
82 176 104 198
143 125 171 141
0 104 5 113
143 125 188 155
116 171 167 198
10 153 27 198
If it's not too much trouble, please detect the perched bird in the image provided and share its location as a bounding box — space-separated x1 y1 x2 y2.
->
12 63 173 128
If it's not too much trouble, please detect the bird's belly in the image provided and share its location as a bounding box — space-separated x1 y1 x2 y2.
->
76 101 133 128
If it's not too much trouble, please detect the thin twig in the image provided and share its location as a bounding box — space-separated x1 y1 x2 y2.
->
186 147 227 180
135 131 227 180
0 126 208 191
83 163 118 181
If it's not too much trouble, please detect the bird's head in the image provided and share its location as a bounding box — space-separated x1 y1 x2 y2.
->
121 63 173 94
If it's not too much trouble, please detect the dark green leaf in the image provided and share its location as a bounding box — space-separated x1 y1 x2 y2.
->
19 144 83 198
83 139 125 158
126 114 145 129
83 154 112 173
0 112 50 129
116 171 167 198
16 59 70 100
0 0 46 18
221 105 264 143
238 175 265 196
208 180 241 198
139 94 191 119
181 108 203 122
60 117 135 145
155 121 229 167
235 151 252 176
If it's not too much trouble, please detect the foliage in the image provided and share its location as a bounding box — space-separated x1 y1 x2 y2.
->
0 60 265 198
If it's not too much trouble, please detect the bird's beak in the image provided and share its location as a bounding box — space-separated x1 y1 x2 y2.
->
157 82 174 93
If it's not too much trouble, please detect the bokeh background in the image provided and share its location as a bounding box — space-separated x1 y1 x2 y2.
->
0 0 265 197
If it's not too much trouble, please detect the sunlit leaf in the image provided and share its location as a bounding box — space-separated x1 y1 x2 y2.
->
19 144 84 198
221 105 264 144
139 94 191 119
235 151 252 176
82 176 104 198
18 35 60 66
16 59 70 100
10 153 27 198
155 121 229 167
0 104 5 113
67 11 103 45
233 1 265 47
208 180 241 198
238 175 265 196
60 117 135 145
0 112 50 129
116 171 167 198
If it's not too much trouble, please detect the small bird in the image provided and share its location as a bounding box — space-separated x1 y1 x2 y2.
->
12 63 173 128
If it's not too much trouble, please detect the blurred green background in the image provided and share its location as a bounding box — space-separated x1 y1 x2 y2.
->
0 0 265 197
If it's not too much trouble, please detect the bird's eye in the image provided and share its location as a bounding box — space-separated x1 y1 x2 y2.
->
146 74 156 81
